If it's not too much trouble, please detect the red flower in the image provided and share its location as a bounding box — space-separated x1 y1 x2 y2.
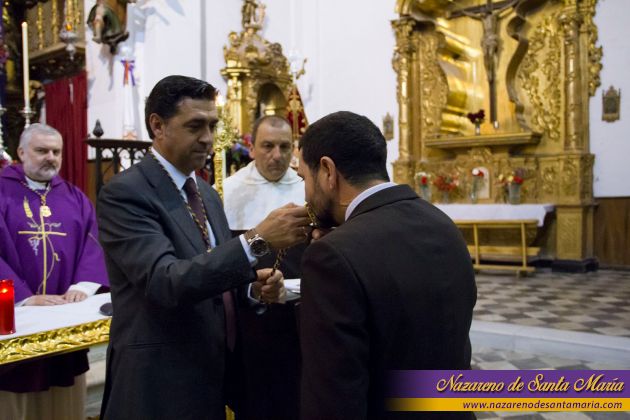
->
472 168 484 178
433 174 459 192
467 109 485 125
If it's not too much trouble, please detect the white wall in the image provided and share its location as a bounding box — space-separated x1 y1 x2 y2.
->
590 0 630 197
86 0 400 177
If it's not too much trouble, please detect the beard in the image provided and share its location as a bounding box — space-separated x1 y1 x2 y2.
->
310 182 338 229
25 162 59 182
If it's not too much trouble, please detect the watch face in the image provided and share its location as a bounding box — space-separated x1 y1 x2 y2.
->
251 237 269 257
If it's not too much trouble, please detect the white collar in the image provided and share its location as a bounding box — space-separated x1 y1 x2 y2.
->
25 176 49 191
151 147 197 190
237 161 302 185
344 182 396 221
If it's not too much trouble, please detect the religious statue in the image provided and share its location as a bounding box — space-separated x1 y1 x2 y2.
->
453 0 519 127
242 0 266 30
87 0 129 54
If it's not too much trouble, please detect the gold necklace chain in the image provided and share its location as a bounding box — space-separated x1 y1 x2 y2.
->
21 181 52 218
270 203 316 276
305 202 318 227
149 151 212 251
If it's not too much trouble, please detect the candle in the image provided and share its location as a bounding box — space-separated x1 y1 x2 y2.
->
0 279 16 335
21 22 30 112
216 93 225 115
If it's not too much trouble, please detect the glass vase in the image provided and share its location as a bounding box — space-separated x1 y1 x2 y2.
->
420 184 432 202
470 178 480 204
441 191 450 204
508 183 521 204
474 123 481 136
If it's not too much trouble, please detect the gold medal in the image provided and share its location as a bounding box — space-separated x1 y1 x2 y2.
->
40 205 52 218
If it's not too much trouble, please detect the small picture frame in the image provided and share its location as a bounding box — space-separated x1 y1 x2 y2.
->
602 86 621 122
382 113 394 141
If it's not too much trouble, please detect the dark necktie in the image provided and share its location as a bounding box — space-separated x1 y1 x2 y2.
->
183 177 236 351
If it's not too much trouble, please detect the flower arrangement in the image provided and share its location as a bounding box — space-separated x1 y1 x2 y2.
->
414 171 432 201
433 173 459 192
497 168 526 204
414 171 430 187
466 109 485 125
497 168 525 186
227 133 253 173
471 168 484 179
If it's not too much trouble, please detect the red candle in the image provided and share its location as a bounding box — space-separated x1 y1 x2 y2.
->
0 279 16 335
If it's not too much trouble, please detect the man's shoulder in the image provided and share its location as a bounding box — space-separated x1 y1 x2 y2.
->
103 161 147 191
224 164 252 186
56 177 93 204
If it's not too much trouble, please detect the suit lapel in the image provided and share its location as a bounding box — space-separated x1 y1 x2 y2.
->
198 181 228 245
348 184 419 221
138 156 207 252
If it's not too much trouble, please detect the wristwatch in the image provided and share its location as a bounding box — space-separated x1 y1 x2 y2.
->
244 229 270 258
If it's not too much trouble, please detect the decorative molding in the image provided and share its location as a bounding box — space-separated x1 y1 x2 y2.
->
425 131 541 150
392 18 418 162
517 11 562 144
556 209 583 259
581 0 603 97
221 1 292 135
0 318 110 365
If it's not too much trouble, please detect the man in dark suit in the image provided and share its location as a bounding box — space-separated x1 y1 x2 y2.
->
97 75 311 419
297 111 477 420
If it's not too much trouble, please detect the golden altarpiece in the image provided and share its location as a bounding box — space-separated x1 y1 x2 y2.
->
221 1 293 138
214 0 306 199
392 0 602 264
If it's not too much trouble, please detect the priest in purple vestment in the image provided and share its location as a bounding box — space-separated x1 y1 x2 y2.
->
0 123 109 419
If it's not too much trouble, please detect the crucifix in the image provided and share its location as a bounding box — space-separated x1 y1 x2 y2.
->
450 0 519 128
18 198 67 295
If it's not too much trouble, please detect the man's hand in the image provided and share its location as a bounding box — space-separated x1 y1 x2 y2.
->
24 295 67 306
255 203 312 250
64 290 88 303
252 268 286 304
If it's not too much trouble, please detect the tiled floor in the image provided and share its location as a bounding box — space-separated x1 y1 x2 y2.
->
474 269 630 337
472 346 630 371
85 269 630 418
473 269 630 419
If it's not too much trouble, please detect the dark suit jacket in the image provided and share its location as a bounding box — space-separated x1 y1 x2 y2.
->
97 156 256 420
299 185 477 420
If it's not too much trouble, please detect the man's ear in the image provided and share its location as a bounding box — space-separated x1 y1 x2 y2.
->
249 142 256 160
319 156 338 191
149 114 165 140
17 146 25 163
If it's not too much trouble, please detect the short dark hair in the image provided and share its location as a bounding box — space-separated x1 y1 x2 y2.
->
251 115 291 144
299 111 389 185
145 75 217 139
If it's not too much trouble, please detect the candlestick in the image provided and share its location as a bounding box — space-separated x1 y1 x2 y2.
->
21 22 30 113
21 108 35 128
0 279 16 335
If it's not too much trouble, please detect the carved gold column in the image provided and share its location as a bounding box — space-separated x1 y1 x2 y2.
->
223 71 246 134
52 0 59 43
559 3 584 152
37 3 44 49
554 1 598 265
392 17 418 186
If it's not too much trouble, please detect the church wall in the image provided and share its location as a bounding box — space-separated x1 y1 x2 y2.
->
86 0 400 177
590 0 630 198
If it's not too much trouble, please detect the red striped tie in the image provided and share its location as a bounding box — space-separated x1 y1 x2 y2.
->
183 178 236 351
